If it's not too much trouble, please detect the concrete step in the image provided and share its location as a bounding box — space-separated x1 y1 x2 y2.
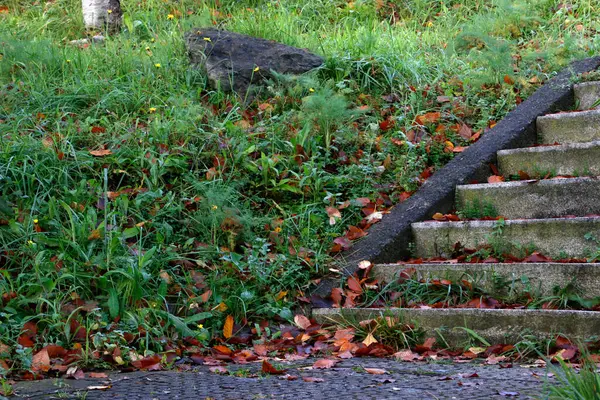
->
313 308 600 346
497 141 600 177
575 81 600 110
373 262 600 297
411 216 600 259
537 109 600 144
456 177 600 219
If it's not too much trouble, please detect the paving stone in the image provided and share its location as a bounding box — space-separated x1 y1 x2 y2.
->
10 358 554 400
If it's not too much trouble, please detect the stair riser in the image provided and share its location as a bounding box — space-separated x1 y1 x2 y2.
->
575 81 600 110
497 142 600 177
373 263 600 297
537 109 600 144
313 308 600 346
412 218 600 259
456 178 600 219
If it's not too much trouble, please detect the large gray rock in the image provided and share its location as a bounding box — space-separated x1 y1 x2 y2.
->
184 28 323 94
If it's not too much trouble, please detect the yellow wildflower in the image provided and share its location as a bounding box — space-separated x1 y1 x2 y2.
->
149 107 157 113
167 14 174 20
203 37 211 42
154 63 161 68
145 46 150 51
274 227 282 233
27 240 34 246
107 9 112 14
253 66 260 72
33 219 39 224
211 205 218 211
309 88 315 93
66 59 71 63
151 38 156 43
426 20 434 27
197 324 204 329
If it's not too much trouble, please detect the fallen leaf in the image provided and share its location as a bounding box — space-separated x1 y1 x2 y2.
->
294 314 312 330
87 385 111 390
262 360 287 375
362 333 378 346
223 315 234 339
488 175 505 183
88 372 109 378
31 349 51 373
313 359 337 369
303 376 325 382
89 149 112 157
365 368 387 375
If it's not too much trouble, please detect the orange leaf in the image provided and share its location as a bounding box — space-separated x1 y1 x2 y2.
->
89 149 112 157
415 111 441 125
223 315 234 339
313 359 337 369
487 175 505 183
365 368 387 375
504 75 514 85
432 212 445 221
346 225 367 241
213 345 232 355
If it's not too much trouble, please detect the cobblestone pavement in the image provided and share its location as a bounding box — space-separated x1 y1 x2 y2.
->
10 358 554 399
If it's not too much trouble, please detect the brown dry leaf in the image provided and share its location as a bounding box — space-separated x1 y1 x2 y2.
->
313 359 338 369
89 149 112 157
458 123 472 140
364 368 388 375
31 349 51 373
294 314 311 330
347 275 363 294
223 315 234 339
261 360 287 375
200 290 212 303
362 333 378 346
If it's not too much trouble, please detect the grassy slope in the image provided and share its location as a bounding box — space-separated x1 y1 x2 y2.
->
0 0 599 372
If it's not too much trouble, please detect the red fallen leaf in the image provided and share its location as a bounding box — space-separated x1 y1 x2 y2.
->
394 349 420 361
346 226 367 241
346 275 363 294
343 291 360 308
488 164 500 176
253 344 268 357
91 126 106 134
555 336 573 348
313 359 338 369
445 214 460 221
415 337 436 354
523 252 551 263
353 197 371 206
89 149 112 157
488 175 505 183
200 290 212 303
503 75 515 85
379 118 395 131
18 321 37 348
261 360 287 375
66 366 86 380
554 347 578 361
364 368 387 375
303 377 325 382
131 354 161 370
89 372 109 378
32 349 51 373
420 167 434 180
294 314 312 330
453 146 466 153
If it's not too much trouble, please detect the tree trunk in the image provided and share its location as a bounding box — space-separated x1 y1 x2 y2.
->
82 0 121 32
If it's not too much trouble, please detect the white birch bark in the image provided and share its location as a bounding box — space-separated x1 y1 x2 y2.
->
82 0 121 31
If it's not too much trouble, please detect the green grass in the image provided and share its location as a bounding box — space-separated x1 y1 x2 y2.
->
1 0 600 374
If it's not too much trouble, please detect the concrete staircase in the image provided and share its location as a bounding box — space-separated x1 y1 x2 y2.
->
314 81 600 345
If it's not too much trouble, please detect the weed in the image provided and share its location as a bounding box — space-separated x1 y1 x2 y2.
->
457 199 499 219
547 355 600 399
